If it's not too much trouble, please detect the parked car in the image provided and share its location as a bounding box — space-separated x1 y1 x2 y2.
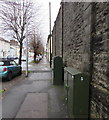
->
36 54 43 62
0 58 22 81
36 55 40 62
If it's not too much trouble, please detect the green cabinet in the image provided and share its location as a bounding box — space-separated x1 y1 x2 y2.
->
53 56 63 85
64 67 90 118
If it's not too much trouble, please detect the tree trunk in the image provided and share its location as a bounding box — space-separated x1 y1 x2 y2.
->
34 52 37 63
19 42 23 65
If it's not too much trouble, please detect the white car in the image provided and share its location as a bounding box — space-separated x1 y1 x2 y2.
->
36 55 40 62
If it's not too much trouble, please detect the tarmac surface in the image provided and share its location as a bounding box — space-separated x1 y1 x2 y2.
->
2 57 68 118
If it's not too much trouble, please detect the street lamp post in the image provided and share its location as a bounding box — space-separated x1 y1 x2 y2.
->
49 2 52 68
26 20 28 77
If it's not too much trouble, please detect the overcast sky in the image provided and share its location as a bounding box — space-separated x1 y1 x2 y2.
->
31 0 61 46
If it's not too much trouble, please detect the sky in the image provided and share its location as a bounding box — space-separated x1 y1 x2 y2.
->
31 0 61 46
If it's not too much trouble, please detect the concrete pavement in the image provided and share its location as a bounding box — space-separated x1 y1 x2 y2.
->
16 93 48 118
2 57 68 118
22 56 50 71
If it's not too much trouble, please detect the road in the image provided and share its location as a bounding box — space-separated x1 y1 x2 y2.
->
0 57 33 98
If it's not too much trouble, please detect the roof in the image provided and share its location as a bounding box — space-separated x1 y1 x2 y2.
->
0 37 10 43
10 40 19 46
0 58 14 62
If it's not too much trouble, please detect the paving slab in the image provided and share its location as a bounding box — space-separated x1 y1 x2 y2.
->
16 93 48 118
29 72 52 80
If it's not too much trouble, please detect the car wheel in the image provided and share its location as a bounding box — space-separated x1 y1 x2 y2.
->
7 72 12 81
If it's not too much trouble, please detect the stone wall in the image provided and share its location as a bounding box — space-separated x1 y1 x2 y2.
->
63 3 92 72
52 23 56 58
52 2 109 118
53 7 62 57
90 2 109 118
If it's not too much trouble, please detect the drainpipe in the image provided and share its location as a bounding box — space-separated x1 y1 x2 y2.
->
49 2 52 68
55 22 56 56
61 2 64 60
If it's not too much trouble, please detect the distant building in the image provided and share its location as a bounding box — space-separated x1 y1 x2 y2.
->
29 49 34 57
46 35 52 62
10 40 19 57
0 37 10 58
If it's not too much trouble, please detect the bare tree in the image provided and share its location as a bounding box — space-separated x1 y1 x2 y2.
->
0 0 37 65
29 30 44 63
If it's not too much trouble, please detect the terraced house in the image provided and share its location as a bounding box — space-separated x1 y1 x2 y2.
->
0 37 10 58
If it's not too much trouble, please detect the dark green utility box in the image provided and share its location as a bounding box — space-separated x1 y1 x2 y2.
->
53 56 63 85
64 67 90 118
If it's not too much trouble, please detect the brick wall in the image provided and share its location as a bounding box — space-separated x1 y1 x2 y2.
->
52 2 109 118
